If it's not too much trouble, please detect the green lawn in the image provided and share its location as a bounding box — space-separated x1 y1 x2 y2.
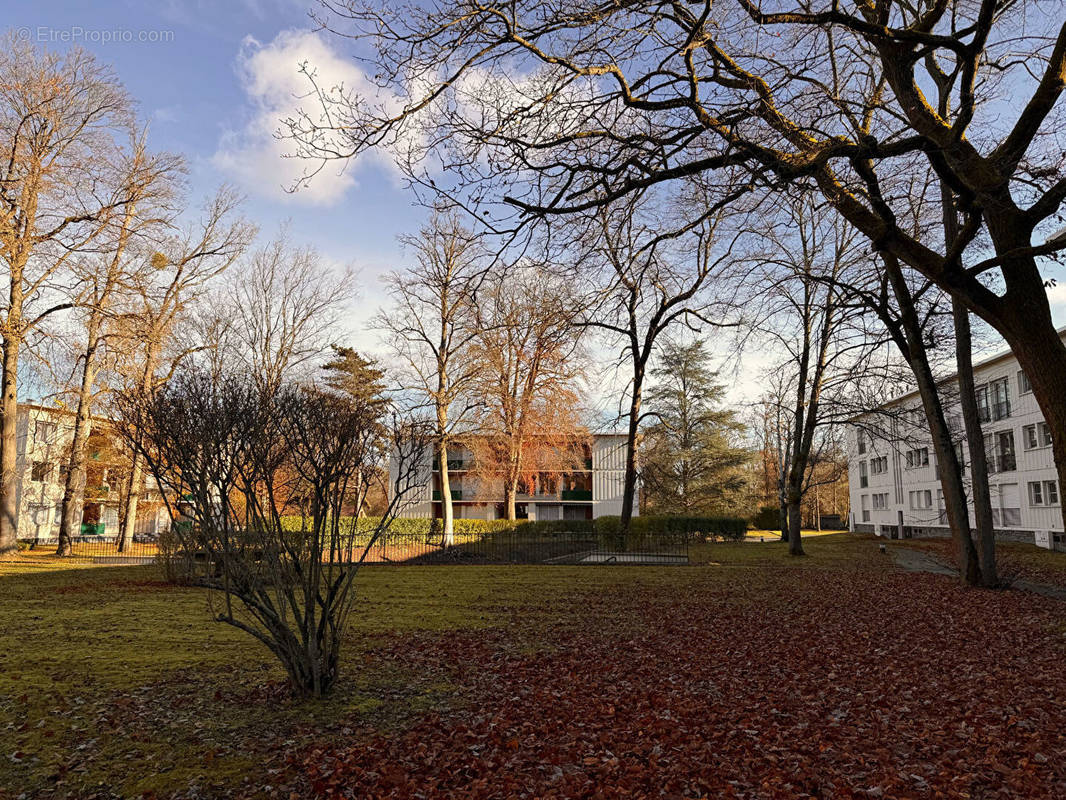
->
2 533 1064 798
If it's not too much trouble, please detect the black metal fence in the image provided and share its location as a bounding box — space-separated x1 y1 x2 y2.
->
19 535 161 563
19 529 691 566
362 530 690 565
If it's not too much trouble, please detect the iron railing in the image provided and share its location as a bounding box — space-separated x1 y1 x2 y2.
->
19 529 691 566
19 534 160 562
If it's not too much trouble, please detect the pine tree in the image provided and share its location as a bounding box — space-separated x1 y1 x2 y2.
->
641 340 751 516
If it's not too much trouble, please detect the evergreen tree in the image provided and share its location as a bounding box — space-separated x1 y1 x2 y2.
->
321 345 388 410
320 345 389 516
640 340 751 516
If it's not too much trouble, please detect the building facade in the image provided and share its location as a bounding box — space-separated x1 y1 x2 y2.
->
14 404 170 542
847 340 1065 551
390 433 637 521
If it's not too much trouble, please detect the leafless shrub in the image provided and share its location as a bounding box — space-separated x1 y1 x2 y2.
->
117 369 427 698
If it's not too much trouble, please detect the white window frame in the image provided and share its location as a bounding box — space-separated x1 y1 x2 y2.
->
1018 370 1032 395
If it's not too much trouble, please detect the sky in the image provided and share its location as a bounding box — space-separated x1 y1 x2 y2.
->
4 1 1063 417
5 0 421 351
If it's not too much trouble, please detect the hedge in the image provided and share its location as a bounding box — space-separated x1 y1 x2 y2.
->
752 505 782 531
280 514 746 541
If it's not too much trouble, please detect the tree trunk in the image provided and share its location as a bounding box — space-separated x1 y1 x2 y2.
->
437 438 454 546
619 375 642 534
118 345 160 552
117 453 142 553
953 302 997 587
786 497 803 556
504 483 516 520
0 336 21 554
57 327 102 556
882 255 982 585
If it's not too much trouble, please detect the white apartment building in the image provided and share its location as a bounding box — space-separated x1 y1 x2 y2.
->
847 338 1066 551
14 403 170 542
390 433 636 521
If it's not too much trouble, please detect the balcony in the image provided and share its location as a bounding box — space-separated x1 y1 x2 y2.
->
992 508 1021 527
432 490 462 501
561 489 592 501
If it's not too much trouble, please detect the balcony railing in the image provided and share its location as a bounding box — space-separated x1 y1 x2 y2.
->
992 508 1021 527
432 489 462 501
432 459 465 471
561 489 592 501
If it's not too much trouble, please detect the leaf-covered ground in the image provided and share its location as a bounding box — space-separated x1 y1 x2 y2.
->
2 535 1066 799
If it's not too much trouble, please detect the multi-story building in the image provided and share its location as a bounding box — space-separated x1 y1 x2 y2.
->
390 433 636 521
847 337 1066 551
14 403 170 542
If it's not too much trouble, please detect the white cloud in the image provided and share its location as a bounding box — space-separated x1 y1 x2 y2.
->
213 29 394 206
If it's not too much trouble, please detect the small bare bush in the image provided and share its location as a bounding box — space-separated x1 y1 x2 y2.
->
118 369 426 698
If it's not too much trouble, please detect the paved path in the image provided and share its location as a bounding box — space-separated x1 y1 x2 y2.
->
891 543 1066 600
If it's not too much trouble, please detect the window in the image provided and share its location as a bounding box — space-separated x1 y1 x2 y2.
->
861 495 870 522
869 455 888 475
856 429 866 455
996 430 1016 472
1029 480 1060 507
909 490 933 510
1023 422 1053 450
905 447 929 469
859 461 868 488
1018 370 1032 395
991 377 1011 420
30 461 52 482
996 483 1021 527
975 385 991 423
1024 424 1038 450
985 430 1016 473
34 420 56 444
872 493 889 510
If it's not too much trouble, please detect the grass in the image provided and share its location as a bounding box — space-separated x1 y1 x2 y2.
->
2 532 1063 798
0 553 709 797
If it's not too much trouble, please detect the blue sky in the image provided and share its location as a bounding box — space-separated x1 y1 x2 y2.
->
6 0 425 352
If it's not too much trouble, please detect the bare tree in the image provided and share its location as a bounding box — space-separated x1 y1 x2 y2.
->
376 213 487 545
54 137 181 555
117 368 425 698
289 0 1066 538
113 189 253 551
227 231 354 394
753 197 874 555
464 263 586 520
577 191 743 534
0 38 135 553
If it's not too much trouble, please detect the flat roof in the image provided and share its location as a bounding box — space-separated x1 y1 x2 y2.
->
849 325 1066 420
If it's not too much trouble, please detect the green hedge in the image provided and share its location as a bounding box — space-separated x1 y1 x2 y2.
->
281 514 745 542
752 505 781 531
